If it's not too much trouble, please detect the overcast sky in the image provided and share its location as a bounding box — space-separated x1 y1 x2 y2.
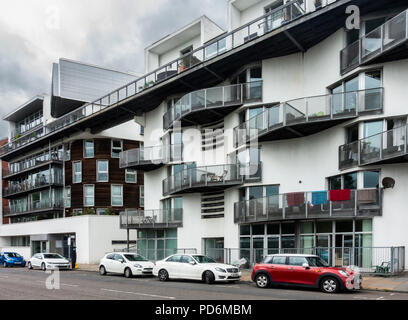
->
0 0 228 138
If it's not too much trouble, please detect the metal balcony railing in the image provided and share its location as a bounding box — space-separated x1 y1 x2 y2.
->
120 209 183 229
4 200 64 217
3 174 63 197
0 0 310 157
339 124 408 169
163 81 263 130
234 188 382 223
341 9 408 74
119 144 183 169
234 88 383 147
163 163 262 196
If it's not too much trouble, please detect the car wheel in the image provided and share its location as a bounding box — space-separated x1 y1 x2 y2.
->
99 265 107 276
158 269 169 282
124 268 133 278
41 263 46 271
255 273 270 289
204 271 215 285
3 262 7 268
28 262 33 270
320 277 340 294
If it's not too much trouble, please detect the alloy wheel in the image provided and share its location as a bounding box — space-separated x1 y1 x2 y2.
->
256 274 269 288
322 278 338 293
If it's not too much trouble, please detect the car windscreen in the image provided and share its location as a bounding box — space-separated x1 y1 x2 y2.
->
43 254 64 259
192 255 216 263
124 254 148 262
5 253 20 258
307 256 329 267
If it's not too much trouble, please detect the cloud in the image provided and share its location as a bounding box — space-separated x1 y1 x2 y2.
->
0 0 228 137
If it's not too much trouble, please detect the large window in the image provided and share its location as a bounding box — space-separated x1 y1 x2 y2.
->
84 185 95 207
137 229 177 261
84 140 94 158
111 140 123 158
125 169 137 184
111 185 123 207
363 171 380 189
65 187 71 208
73 161 82 184
97 160 109 182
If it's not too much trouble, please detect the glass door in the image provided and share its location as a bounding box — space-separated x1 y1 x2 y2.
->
335 234 354 267
252 237 265 264
267 236 279 255
316 235 331 265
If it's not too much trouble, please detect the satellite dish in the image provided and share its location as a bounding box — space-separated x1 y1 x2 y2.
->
382 177 395 189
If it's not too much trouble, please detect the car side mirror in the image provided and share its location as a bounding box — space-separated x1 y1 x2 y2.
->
189 261 196 265
119 259 124 263
303 263 310 269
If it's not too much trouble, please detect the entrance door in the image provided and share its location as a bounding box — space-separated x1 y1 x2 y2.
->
335 234 353 267
316 235 331 265
267 236 279 255
252 238 264 264
32 241 47 255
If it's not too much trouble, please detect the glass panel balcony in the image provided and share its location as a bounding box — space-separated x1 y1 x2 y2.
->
339 124 408 169
234 189 382 224
3 174 63 198
4 200 64 217
163 163 262 196
341 10 408 74
234 88 383 147
163 82 262 130
0 0 310 157
119 144 183 170
120 209 183 229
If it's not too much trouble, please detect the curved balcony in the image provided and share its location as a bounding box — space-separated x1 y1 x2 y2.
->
120 144 183 171
120 209 183 229
163 163 262 196
339 124 408 170
234 88 383 147
163 82 263 130
341 9 408 75
3 200 64 218
234 188 382 224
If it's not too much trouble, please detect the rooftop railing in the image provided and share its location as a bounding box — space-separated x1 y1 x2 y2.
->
234 88 383 147
3 174 63 197
0 0 309 157
234 188 382 224
339 124 408 169
341 9 408 74
163 81 263 130
4 200 64 217
120 209 183 229
119 144 183 169
163 163 262 196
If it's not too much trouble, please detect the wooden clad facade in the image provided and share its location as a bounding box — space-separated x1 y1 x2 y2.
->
65 139 143 215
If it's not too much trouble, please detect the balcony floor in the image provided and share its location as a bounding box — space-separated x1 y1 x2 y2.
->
121 222 183 230
164 180 244 197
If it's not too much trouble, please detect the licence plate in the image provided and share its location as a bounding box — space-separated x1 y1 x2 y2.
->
14 262 21 264
230 273 239 277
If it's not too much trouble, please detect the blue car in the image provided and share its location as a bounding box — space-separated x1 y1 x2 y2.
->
0 252 26 268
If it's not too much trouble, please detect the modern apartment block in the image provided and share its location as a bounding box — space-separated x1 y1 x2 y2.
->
0 60 144 264
1 0 407 271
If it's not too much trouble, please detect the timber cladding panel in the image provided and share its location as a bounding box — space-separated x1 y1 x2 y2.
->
65 138 143 211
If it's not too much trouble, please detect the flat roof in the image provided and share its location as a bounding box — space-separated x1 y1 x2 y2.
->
3 95 44 122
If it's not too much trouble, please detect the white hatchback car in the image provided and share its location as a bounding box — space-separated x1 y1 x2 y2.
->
99 252 154 278
153 254 241 284
28 253 71 271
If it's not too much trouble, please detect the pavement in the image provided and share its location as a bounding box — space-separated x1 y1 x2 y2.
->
76 264 408 293
1 267 408 300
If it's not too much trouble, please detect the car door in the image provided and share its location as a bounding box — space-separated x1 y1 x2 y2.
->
267 256 291 283
165 255 183 278
32 254 42 267
287 256 319 285
103 254 115 272
179 255 200 280
112 254 126 274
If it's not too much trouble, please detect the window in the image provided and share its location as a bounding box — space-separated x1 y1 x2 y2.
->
97 160 109 182
111 185 123 207
65 144 71 161
166 255 182 263
111 140 123 158
125 169 137 184
73 161 82 184
97 209 107 215
84 185 95 207
65 187 71 208
272 256 287 265
288 256 308 266
181 255 195 264
140 186 144 207
84 140 94 158
364 171 380 188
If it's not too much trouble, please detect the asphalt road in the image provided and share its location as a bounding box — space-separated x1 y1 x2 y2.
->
0 267 407 300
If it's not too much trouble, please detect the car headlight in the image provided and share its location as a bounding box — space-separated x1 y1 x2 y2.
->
215 267 226 273
134 264 143 268
339 270 349 277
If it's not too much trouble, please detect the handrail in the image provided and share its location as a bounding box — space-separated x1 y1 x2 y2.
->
5 200 64 216
0 0 310 157
234 87 384 147
3 174 63 197
120 209 183 228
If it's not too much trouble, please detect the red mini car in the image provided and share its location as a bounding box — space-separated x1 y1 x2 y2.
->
251 254 362 293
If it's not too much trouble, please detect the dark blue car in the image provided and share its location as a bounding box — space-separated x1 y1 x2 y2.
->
0 252 26 267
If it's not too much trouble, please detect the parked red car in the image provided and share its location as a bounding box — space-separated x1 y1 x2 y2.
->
251 254 362 293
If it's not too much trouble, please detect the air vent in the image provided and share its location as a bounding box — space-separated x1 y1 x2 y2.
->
201 191 225 219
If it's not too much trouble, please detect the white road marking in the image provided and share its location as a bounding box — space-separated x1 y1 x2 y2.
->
376 296 385 300
35 280 79 287
101 288 176 300
0 275 9 279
